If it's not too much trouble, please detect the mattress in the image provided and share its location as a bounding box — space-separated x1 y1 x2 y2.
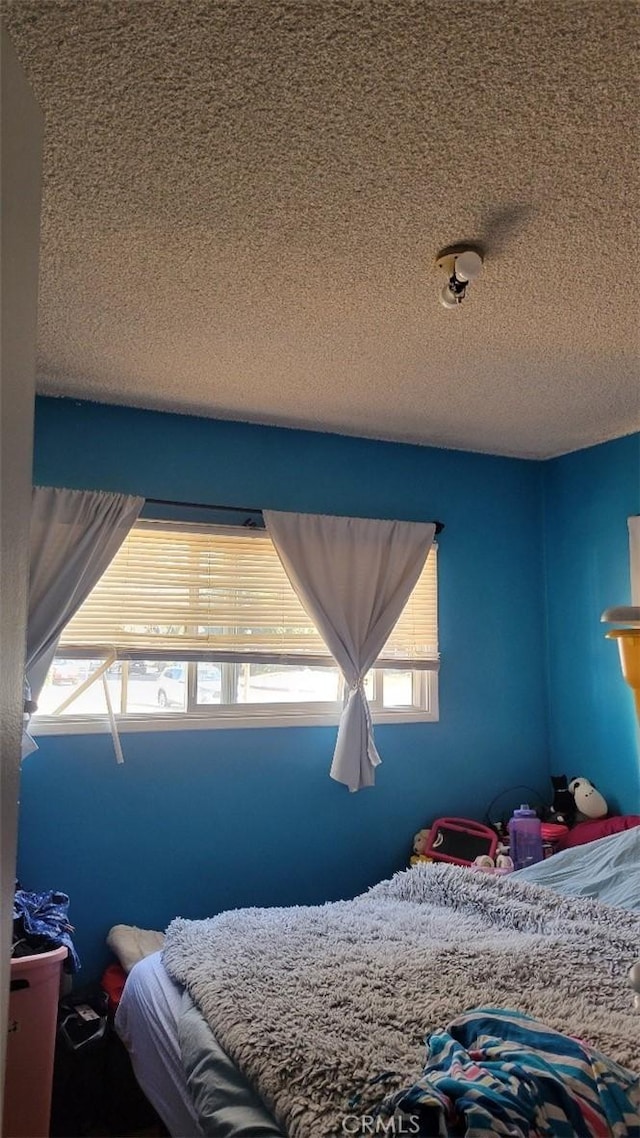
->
115 952 283 1137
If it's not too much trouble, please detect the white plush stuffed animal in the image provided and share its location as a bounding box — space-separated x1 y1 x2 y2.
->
568 777 608 821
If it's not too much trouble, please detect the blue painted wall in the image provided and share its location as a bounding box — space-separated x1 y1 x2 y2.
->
543 433 640 813
20 397 549 980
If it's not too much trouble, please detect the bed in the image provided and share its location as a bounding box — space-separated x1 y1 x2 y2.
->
115 828 640 1137
115 951 283 1136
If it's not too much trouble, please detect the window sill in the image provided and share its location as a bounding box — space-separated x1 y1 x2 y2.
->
31 707 439 736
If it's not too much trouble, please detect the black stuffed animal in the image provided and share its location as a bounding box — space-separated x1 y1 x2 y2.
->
550 774 576 825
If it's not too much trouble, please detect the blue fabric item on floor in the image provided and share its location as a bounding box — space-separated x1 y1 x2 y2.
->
13 888 81 971
373 1008 640 1137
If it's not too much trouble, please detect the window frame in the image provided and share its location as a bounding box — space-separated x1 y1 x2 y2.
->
31 664 439 734
32 519 440 734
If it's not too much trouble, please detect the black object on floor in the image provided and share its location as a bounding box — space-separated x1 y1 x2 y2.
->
50 985 165 1136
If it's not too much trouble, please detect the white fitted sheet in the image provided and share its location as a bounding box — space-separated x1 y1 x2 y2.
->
115 951 202 1137
115 951 282 1138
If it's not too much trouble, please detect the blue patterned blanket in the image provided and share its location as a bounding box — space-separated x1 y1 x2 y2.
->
371 1008 639 1137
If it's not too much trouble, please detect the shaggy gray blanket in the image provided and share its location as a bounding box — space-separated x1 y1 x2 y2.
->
163 865 640 1137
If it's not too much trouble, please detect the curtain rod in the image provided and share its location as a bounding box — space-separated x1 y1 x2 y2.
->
145 498 444 534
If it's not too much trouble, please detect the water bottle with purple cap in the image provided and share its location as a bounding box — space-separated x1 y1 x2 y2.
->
508 804 543 870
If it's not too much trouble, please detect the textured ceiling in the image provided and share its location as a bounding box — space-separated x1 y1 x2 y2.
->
3 0 639 458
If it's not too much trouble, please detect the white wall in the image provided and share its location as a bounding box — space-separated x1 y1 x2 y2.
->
0 24 42 1115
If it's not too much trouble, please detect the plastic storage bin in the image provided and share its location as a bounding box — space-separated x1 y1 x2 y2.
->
3 945 67 1138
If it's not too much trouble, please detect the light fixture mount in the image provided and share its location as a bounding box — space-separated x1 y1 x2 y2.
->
436 243 484 309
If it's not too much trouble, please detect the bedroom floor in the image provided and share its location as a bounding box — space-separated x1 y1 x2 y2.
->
86 1126 167 1138
50 1027 169 1138
52 1093 168 1138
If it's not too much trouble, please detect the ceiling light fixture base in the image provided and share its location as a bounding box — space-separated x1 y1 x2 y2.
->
436 243 484 309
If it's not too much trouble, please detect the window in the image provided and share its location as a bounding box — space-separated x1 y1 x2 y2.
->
33 521 439 731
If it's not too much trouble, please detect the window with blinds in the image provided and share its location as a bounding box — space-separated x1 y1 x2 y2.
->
58 521 439 670
34 520 439 725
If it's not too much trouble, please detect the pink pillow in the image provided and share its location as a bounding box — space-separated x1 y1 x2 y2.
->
558 814 640 850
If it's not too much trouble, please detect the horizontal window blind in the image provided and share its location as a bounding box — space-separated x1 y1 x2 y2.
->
58 521 439 669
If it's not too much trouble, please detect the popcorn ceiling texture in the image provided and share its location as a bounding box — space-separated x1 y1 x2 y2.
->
3 0 639 458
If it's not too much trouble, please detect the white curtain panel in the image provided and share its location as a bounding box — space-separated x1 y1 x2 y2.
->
26 487 143 707
264 510 435 792
629 516 640 605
